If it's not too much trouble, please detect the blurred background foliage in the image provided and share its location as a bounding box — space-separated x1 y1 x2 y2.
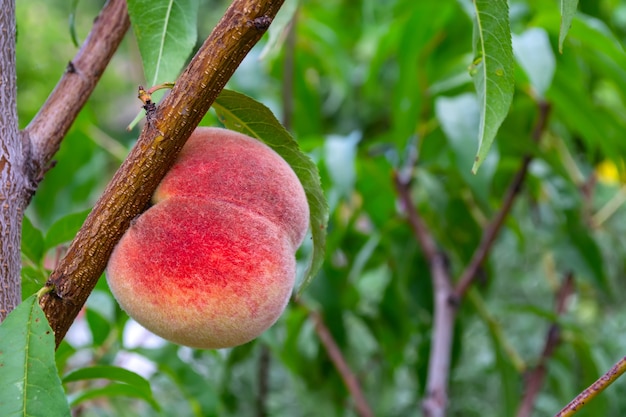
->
16 0 626 416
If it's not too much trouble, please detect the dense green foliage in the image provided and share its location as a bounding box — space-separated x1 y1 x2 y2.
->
11 0 626 416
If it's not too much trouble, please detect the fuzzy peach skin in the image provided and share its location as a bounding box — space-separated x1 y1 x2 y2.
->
154 127 309 247
106 127 309 349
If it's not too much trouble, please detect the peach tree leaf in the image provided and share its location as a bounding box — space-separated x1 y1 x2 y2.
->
470 0 514 173
21 215 44 265
63 366 160 410
44 208 91 251
559 0 579 53
0 294 71 417
127 0 199 87
213 89 328 294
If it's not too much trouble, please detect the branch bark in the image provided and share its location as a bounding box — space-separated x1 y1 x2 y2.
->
39 0 285 347
0 0 23 320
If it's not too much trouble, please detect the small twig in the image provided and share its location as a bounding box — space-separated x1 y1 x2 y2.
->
393 172 455 417
309 310 375 417
392 172 438 261
455 101 551 299
516 273 575 417
554 356 626 417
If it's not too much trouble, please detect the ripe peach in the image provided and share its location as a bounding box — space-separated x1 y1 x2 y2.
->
154 128 309 246
106 127 309 349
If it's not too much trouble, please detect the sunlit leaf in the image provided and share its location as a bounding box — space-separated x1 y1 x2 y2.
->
127 0 199 86
470 0 515 173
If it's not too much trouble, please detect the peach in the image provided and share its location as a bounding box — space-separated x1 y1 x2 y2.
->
106 127 309 349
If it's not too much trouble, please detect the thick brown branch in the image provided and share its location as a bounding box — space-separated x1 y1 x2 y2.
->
40 0 285 346
516 273 575 417
310 310 374 417
455 101 551 299
23 0 130 185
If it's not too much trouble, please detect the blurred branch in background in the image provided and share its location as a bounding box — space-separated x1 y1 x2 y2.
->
393 171 455 417
516 273 575 417
455 101 551 299
393 99 552 417
309 309 374 417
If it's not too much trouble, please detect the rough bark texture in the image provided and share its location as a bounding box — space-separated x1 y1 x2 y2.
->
39 0 285 347
0 0 23 321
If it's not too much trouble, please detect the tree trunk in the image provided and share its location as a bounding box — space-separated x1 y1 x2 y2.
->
0 0 24 321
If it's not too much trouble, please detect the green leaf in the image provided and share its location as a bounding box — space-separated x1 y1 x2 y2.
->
63 365 159 409
21 215 44 264
470 0 515 173
127 0 199 86
21 266 48 302
64 365 152 387
213 89 328 293
68 0 80 47
0 295 71 417
68 382 160 410
570 14 626 68
559 0 579 53
44 209 90 251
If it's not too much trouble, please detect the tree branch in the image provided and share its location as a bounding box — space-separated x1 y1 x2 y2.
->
309 310 374 417
22 0 130 186
516 273 575 417
393 100 552 416
554 356 626 417
393 172 455 417
39 0 285 347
